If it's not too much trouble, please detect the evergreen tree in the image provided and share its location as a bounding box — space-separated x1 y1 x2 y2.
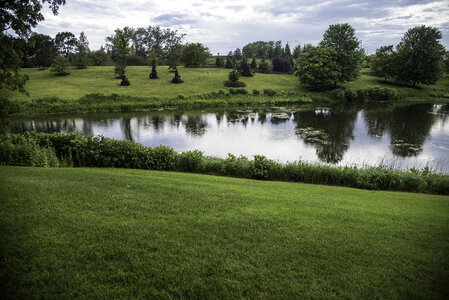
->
72 32 89 69
251 57 257 68
50 55 70 75
238 60 253 77
292 44 302 59
215 53 223 67
284 43 292 58
225 58 233 68
234 48 242 60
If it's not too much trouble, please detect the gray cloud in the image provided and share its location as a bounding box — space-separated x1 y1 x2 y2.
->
34 0 449 54
153 13 198 26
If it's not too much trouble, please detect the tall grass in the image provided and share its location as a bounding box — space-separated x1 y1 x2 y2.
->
1 132 448 195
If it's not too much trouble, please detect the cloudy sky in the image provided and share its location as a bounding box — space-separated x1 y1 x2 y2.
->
36 0 449 54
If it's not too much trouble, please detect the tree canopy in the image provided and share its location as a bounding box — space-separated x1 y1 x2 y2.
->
320 23 364 84
395 25 445 87
180 43 210 67
106 27 134 84
296 46 340 88
0 0 66 93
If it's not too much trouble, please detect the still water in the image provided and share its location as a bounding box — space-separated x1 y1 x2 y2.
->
8 103 449 173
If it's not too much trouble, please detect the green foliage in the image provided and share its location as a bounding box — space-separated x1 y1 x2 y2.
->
371 45 396 81
0 0 66 94
215 54 224 67
180 43 210 67
88 47 110 66
72 32 89 69
50 55 70 75
263 88 277 96
252 89 260 95
296 46 340 88
106 27 135 80
1 132 448 194
234 48 242 60
229 88 248 95
258 60 270 72
225 58 233 69
395 25 445 87
251 57 257 68
320 23 364 84
228 69 240 82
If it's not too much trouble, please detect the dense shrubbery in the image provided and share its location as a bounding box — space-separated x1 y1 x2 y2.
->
271 57 292 72
1 132 448 195
328 87 399 102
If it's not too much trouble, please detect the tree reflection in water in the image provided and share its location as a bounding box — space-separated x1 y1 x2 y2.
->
294 108 357 163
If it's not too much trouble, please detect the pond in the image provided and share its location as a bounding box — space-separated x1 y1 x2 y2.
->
8 102 449 173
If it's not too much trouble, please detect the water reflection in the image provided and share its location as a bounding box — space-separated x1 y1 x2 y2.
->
7 103 449 173
294 108 357 163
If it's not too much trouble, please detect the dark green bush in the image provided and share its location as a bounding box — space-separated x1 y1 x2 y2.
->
178 150 204 173
263 89 277 96
252 155 272 180
253 89 260 95
229 88 248 95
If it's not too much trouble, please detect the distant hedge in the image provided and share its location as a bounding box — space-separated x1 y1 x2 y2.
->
1 132 448 195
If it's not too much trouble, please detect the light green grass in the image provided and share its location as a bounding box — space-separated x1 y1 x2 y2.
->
1 166 448 298
3 66 448 102
1 66 300 101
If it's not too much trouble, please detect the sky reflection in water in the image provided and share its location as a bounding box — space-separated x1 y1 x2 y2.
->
9 103 449 173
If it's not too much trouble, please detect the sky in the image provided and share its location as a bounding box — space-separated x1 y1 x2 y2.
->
36 0 449 55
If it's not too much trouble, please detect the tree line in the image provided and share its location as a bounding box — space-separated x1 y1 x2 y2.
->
1 1 448 95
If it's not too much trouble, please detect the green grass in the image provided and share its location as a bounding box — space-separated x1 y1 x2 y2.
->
2 66 448 102
1 166 448 298
1 66 300 101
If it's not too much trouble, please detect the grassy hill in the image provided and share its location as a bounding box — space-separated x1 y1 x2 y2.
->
1 166 448 298
1 66 448 101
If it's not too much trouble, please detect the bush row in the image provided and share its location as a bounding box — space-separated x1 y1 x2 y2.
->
1 132 448 195
328 87 400 102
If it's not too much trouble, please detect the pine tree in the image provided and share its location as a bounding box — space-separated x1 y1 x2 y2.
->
251 57 257 68
225 58 233 69
215 53 223 67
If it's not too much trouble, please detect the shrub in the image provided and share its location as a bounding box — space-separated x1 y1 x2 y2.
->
178 150 204 173
149 63 159 79
271 57 292 72
50 55 70 76
172 68 184 84
2 132 448 195
252 89 260 95
263 89 277 96
229 88 248 95
253 155 273 180
228 69 240 82
120 76 130 86
258 61 269 72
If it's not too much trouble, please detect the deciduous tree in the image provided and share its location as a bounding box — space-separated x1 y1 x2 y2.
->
0 0 66 93
395 25 445 87
320 23 364 85
296 46 340 88
180 43 210 67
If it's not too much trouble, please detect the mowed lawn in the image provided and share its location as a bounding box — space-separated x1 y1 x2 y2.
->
1 166 448 298
1 66 300 100
1 66 448 102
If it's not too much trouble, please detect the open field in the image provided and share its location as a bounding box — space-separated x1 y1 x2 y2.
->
1 166 448 298
1 66 299 100
1 66 448 101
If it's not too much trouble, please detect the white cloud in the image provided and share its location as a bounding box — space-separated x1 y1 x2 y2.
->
36 0 449 54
